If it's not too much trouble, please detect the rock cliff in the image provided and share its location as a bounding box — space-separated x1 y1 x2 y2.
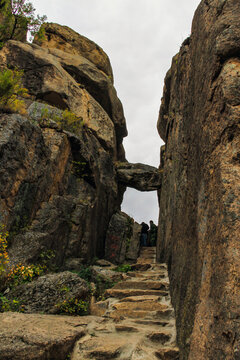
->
0 23 127 267
157 0 240 359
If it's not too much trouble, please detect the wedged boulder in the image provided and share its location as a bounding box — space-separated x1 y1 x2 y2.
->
115 162 162 191
0 312 86 360
5 271 90 314
34 22 114 82
105 211 140 264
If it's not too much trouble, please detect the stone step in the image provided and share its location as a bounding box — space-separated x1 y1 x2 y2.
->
113 280 169 291
133 319 170 327
137 257 156 262
146 330 172 344
151 264 168 270
118 295 163 303
155 347 180 359
140 254 156 257
127 272 167 280
104 288 169 299
115 324 139 333
74 248 179 360
131 263 152 271
111 301 170 313
72 332 162 360
108 308 174 321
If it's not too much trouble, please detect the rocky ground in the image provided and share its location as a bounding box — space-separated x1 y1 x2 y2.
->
0 247 179 360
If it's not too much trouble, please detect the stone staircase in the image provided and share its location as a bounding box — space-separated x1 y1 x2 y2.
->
71 247 179 360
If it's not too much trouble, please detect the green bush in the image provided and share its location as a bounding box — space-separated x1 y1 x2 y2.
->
113 264 132 273
7 263 46 288
73 266 92 283
94 275 115 301
0 294 24 312
55 297 89 315
39 249 57 271
0 68 28 114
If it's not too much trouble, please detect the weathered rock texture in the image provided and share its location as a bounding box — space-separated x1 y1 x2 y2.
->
116 162 162 191
0 312 86 360
157 0 240 359
0 26 127 266
34 23 114 82
6 272 89 314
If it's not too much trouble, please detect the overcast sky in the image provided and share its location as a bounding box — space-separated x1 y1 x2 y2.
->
31 0 201 224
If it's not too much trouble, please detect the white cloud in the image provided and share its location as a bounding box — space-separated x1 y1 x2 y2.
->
31 0 200 223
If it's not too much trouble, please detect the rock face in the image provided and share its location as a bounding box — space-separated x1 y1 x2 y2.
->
34 23 114 82
0 27 127 266
116 162 162 191
157 0 240 359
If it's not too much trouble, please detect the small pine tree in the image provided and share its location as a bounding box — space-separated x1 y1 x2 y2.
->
11 0 47 40
0 0 47 46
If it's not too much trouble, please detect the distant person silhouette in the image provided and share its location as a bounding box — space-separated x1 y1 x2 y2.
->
140 222 149 247
149 220 157 246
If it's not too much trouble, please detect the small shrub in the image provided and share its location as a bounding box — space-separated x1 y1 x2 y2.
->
39 249 57 271
0 294 24 313
55 297 89 315
113 264 132 273
74 266 92 283
94 275 115 301
0 68 28 115
40 107 83 133
60 109 83 133
7 263 46 287
0 225 9 277
59 286 70 293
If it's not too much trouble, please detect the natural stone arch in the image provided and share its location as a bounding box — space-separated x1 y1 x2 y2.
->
115 162 162 192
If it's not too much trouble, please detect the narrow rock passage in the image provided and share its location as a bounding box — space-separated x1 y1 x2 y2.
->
72 247 179 359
